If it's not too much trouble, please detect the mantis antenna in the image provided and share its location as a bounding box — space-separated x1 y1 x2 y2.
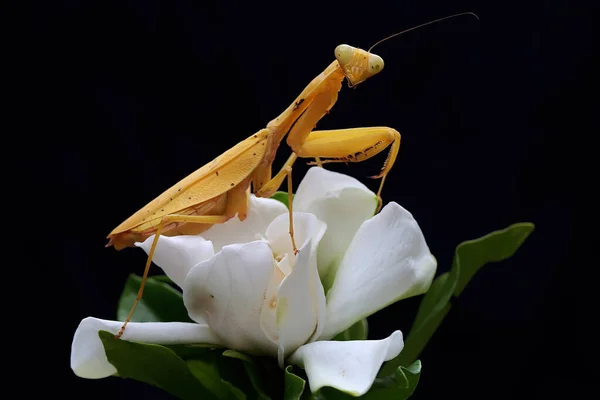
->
368 12 480 52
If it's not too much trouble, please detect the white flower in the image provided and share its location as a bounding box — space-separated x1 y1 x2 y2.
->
71 167 437 396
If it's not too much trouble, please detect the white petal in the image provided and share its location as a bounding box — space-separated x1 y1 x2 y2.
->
275 238 326 367
183 241 278 356
136 235 215 288
293 167 378 287
321 202 437 339
202 195 288 252
264 212 328 350
265 212 327 262
289 330 404 396
259 257 287 350
71 317 221 379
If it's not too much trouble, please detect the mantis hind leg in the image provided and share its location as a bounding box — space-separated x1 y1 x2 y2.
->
115 181 252 338
114 213 229 339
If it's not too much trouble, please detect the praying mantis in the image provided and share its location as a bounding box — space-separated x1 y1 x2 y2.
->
106 12 478 339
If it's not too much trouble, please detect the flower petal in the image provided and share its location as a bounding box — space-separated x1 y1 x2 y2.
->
71 317 221 379
293 167 378 287
202 195 288 252
321 202 437 339
183 241 278 356
136 235 214 288
264 212 327 263
275 239 327 367
288 330 404 396
264 212 328 357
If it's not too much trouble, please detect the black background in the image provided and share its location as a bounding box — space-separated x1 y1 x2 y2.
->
27 0 594 398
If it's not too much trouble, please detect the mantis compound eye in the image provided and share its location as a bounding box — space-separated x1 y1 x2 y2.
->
367 53 384 74
334 44 355 66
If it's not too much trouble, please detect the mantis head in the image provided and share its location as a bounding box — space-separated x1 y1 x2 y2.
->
335 13 479 88
335 44 384 87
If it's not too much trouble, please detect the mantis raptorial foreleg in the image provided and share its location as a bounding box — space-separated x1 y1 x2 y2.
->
276 88 401 208
301 127 401 201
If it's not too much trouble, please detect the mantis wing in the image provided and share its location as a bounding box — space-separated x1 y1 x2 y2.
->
109 130 271 236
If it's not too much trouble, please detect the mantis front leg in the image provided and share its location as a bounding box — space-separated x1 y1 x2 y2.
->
284 90 401 208
300 126 401 203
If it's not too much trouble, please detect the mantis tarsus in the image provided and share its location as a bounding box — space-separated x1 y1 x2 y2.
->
106 12 478 339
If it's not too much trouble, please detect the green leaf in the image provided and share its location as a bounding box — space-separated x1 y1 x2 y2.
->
223 350 272 400
222 382 247 400
332 319 369 341
187 357 225 397
393 303 451 370
453 222 535 296
271 191 293 208
169 345 245 399
187 354 247 400
382 222 534 374
117 274 193 323
363 360 421 399
222 349 255 364
99 330 216 400
411 272 452 330
221 382 247 400
284 365 306 400
152 274 177 285
166 343 222 361
380 271 455 376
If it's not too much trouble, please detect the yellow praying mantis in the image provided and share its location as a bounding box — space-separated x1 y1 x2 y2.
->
106 12 478 339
